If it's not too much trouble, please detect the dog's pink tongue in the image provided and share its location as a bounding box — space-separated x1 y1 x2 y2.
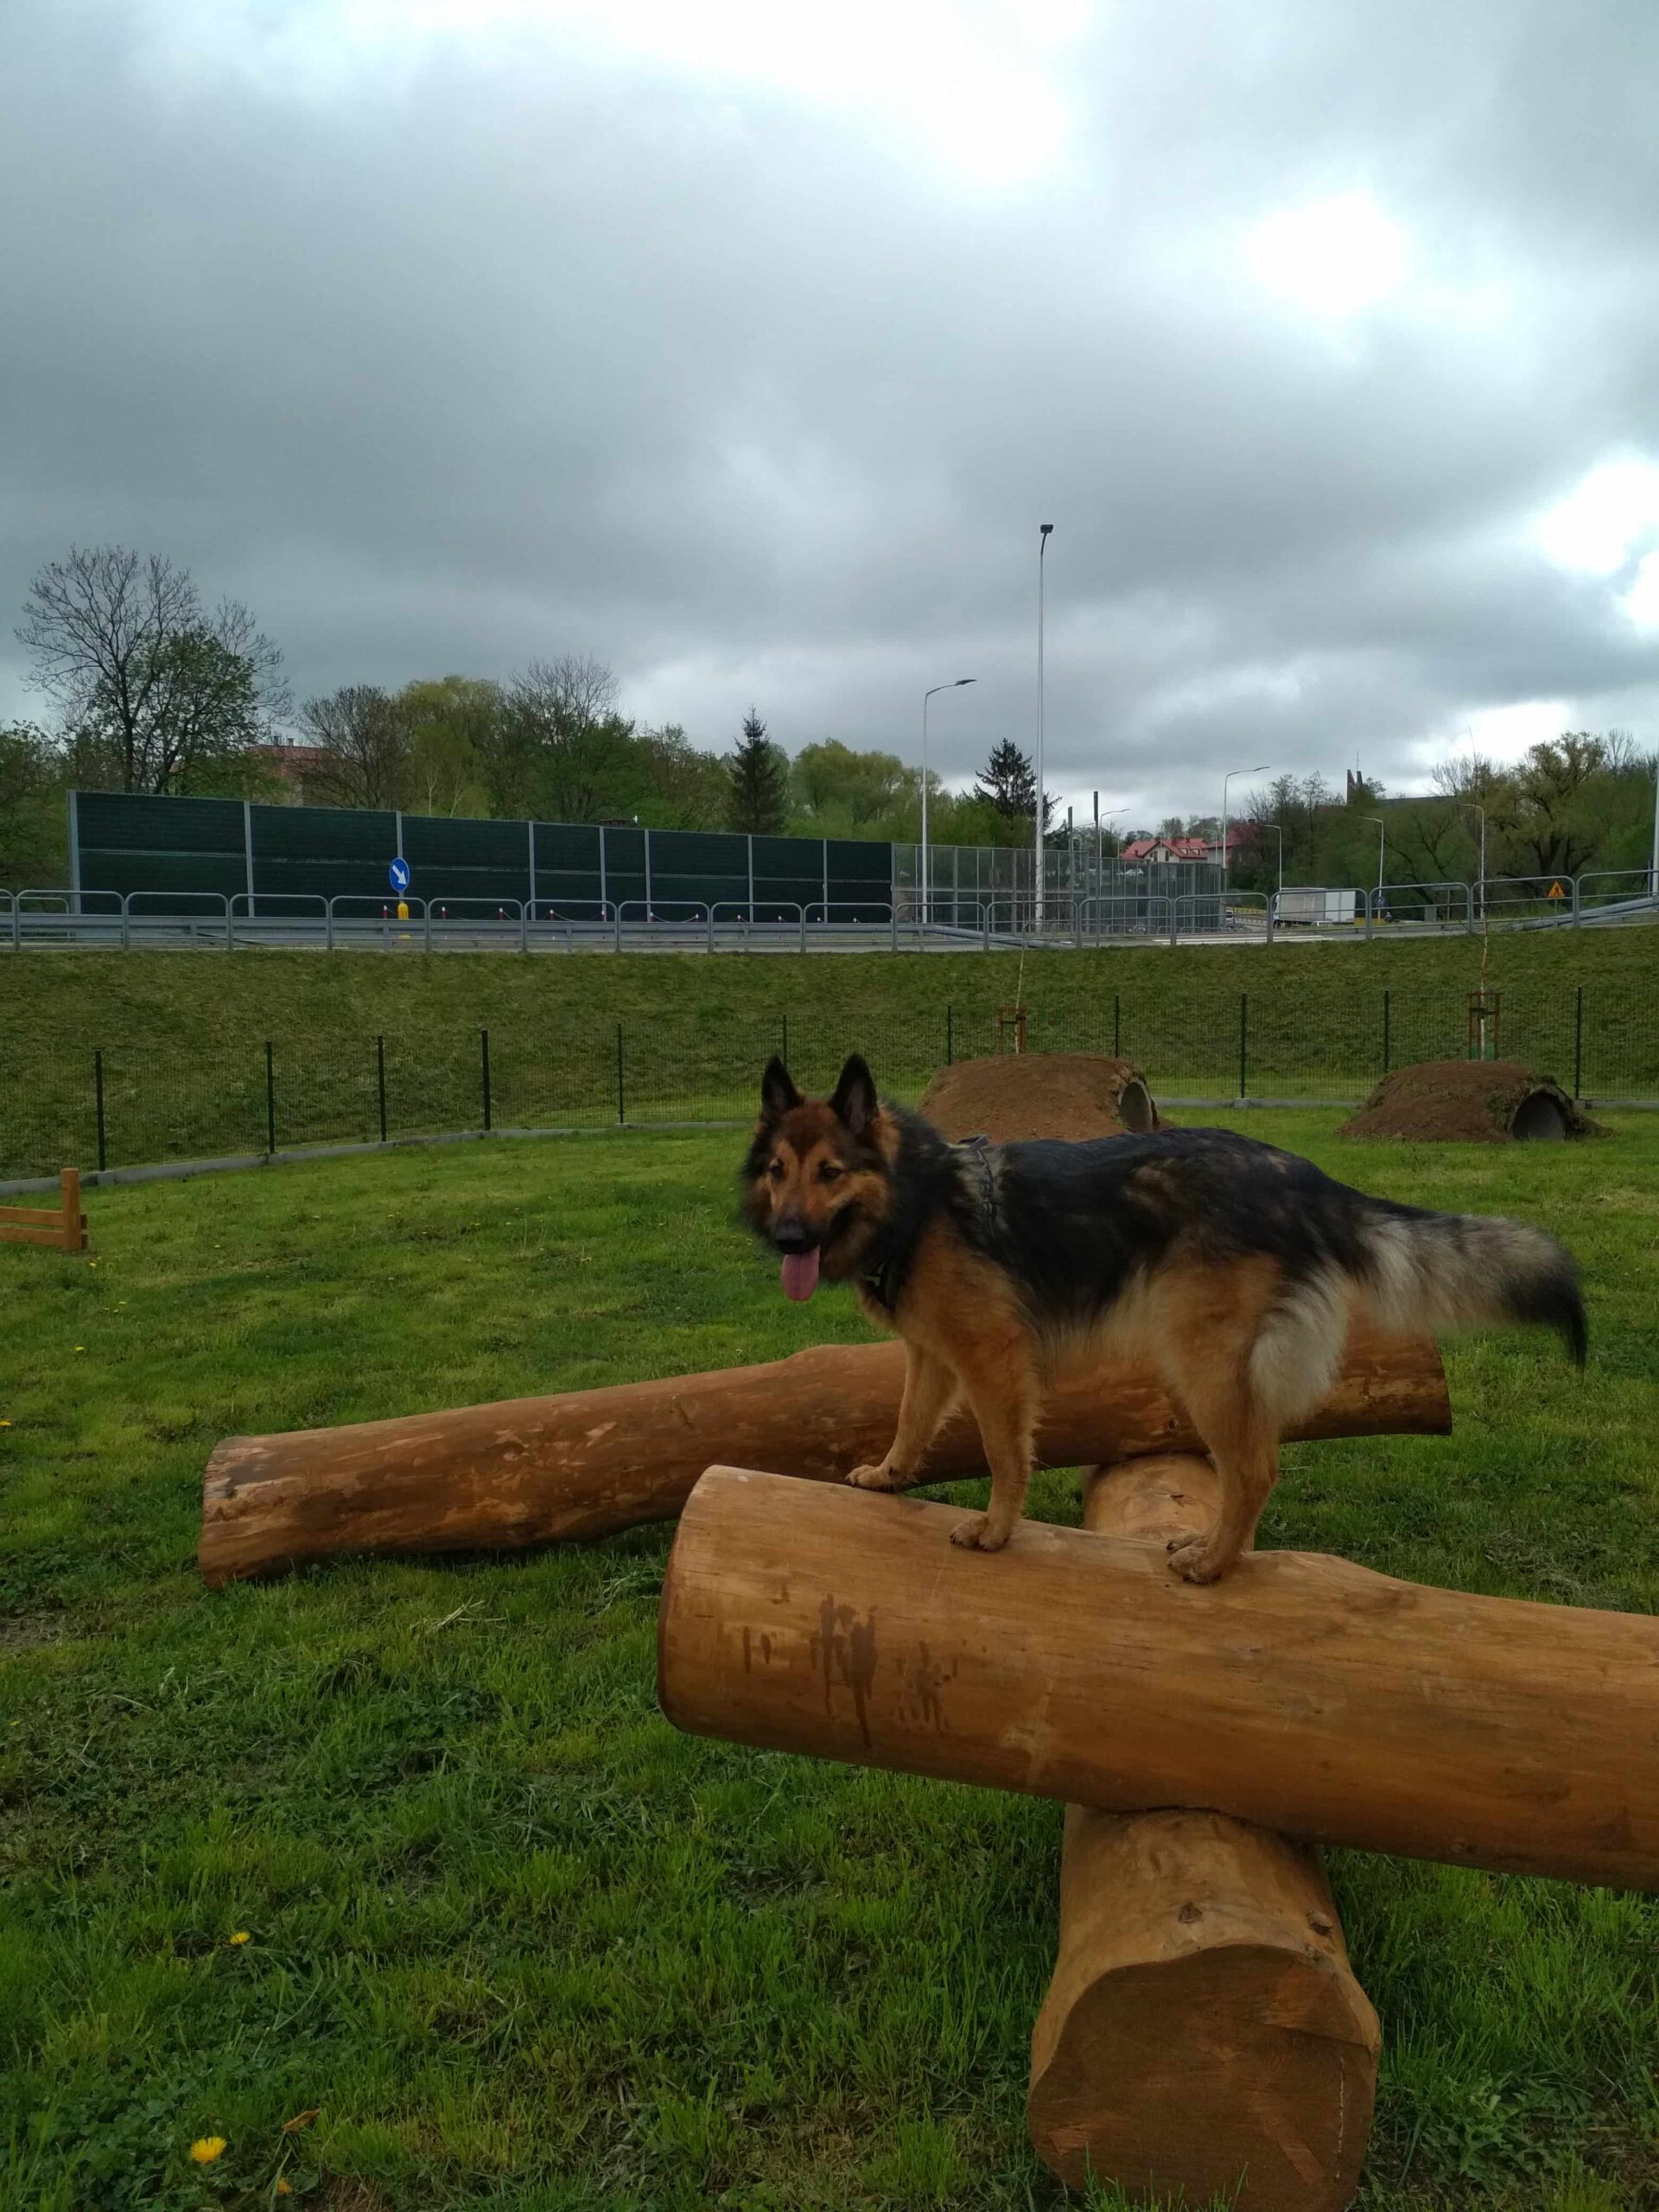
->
780 1247 821 1302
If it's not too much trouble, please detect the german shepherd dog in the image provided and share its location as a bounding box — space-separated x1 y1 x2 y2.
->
741 1055 1586 1582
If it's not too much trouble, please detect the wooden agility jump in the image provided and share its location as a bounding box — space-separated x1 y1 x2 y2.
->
198 1317 1447 1585
0 1168 86 1255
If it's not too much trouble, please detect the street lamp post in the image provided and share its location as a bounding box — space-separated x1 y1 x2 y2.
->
921 677 976 927
1262 822 1285 896
1221 764 1269 887
1035 524 1053 930
1363 815 1387 922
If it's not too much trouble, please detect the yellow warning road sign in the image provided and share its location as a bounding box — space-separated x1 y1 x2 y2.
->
1547 880 1567 900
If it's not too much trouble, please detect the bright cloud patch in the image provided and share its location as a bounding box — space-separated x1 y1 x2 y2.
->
1246 193 1410 320
1535 457 1659 579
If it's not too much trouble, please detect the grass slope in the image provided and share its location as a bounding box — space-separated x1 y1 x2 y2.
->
3 1115 1657 2210
2 929 1656 1179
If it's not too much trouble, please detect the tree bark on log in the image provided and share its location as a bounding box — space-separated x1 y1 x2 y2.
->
1027 1456 1379 2210
657 1464 1659 1891
200 1319 1447 1586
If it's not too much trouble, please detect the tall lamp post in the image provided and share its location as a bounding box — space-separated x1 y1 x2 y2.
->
1261 822 1285 896
921 677 976 927
1363 815 1387 919
1035 524 1053 929
1221 764 1269 887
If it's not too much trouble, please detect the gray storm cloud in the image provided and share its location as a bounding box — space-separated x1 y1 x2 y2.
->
3 0 1658 825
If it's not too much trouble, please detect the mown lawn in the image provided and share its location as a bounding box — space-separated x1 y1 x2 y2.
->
3 1114 1657 2210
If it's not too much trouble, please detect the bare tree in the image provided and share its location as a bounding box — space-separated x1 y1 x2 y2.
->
294 687 411 810
16 546 289 792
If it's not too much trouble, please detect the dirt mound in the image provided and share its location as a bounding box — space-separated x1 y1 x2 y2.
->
1339 1060 1604 1143
918 1054 1160 1143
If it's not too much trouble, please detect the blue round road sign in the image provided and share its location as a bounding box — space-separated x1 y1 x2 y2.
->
389 857 410 893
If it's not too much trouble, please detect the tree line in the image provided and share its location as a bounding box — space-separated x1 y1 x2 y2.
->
2 545 1057 881
4 543 1652 890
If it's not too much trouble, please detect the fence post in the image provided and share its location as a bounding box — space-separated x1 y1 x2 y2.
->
376 1035 388 1144
946 1004 953 1066
480 1029 492 1133
520 899 529 955
93 1049 106 1173
1238 993 1248 1102
1573 986 1583 1099
1572 875 1581 929
60 1167 83 1253
891 904 898 953
1363 889 1374 943
799 906 806 955
265 1040 276 1156
1382 990 1391 1075
616 1023 626 1125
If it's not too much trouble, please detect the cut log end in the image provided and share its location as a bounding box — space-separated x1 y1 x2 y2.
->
1026 1457 1380 2209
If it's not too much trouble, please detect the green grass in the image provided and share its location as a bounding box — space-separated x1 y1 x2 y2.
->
3 928 1658 1179
3 1115 1658 2209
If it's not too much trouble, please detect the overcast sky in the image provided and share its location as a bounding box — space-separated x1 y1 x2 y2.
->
4 0 1659 827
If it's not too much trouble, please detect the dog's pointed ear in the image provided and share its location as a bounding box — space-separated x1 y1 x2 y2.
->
760 1057 802 1121
830 1054 878 1136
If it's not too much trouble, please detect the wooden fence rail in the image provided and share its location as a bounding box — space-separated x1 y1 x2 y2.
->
0 1168 86 1253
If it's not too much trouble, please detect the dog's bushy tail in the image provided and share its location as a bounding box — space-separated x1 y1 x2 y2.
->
1356 1201 1587 1364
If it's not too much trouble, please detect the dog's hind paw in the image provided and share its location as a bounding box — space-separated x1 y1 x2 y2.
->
950 1512 1009 1552
1166 1533 1228 1584
846 1461 902 1491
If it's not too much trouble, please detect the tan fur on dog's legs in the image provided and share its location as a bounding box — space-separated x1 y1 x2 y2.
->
846 1344 957 1491
951 1352 1041 1551
1165 1396 1280 1583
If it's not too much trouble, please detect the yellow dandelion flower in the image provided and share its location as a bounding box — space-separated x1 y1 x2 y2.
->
0 1419 11 1428
229 1929 251 1945
73 1345 86 1353
276 2181 293 2197
188 2136 227 2164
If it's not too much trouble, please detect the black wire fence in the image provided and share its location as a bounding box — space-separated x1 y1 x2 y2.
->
2 988 1651 1183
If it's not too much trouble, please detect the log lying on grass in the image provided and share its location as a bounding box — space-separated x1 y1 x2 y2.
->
1027 1457 1379 2211
658 1465 1659 1892
199 1318 1447 1586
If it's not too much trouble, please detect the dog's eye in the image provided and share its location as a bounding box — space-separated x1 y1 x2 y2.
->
767 1160 785 1181
817 1161 842 1183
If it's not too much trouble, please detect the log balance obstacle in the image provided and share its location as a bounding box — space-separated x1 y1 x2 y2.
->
199 1317 1446 1586
1028 1456 1379 2211
658 1465 1659 1894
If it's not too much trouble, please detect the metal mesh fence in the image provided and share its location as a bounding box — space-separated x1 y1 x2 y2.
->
2 987 1652 1182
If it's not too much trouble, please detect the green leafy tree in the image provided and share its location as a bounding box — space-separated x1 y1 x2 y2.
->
17 545 289 793
493 657 638 823
397 676 504 817
727 709 788 835
0 722 68 883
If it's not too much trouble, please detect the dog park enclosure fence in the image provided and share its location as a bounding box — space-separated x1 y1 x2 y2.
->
3 987 1654 1181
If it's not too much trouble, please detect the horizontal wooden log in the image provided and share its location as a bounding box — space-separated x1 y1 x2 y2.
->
0 1205 66 1226
1027 1456 1379 2210
658 1465 1659 1891
199 1318 1448 1586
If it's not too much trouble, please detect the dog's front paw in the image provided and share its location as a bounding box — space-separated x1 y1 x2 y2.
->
950 1511 1010 1552
1166 1533 1230 1585
846 1460 902 1491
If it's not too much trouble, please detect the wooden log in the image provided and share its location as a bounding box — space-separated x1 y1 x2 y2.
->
200 1319 1448 1586
1027 1456 1379 2210
657 1465 1659 1891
